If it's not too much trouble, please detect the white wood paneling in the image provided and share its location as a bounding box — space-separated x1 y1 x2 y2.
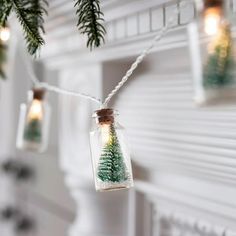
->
42 0 195 66
112 45 236 234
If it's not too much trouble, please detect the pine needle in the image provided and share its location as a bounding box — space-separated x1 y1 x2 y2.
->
0 0 13 27
11 0 47 56
75 0 106 49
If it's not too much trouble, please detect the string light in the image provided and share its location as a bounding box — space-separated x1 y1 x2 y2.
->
0 26 10 42
90 109 134 191
16 88 51 153
204 7 222 36
101 124 111 145
203 0 223 37
27 99 43 121
189 0 235 105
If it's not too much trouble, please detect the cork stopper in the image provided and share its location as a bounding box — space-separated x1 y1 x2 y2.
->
32 88 45 100
204 0 223 8
94 108 115 124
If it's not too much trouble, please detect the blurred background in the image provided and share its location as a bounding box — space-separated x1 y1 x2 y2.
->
0 0 236 236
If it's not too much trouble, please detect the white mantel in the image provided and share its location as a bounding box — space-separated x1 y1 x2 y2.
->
40 0 236 236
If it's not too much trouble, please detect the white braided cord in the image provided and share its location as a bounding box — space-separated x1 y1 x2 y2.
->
22 50 102 105
39 82 102 104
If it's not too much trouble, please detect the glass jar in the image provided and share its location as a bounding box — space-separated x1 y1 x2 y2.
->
188 0 236 105
16 88 51 153
0 25 9 79
90 108 134 192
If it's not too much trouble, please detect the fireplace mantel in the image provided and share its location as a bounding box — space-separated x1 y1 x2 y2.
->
40 0 236 235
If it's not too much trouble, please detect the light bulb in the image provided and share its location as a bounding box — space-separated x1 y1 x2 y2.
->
27 99 43 121
0 27 10 42
101 124 111 145
204 8 221 36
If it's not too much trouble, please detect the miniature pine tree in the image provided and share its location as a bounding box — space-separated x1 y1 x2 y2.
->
97 124 128 183
204 23 235 88
24 118 42 143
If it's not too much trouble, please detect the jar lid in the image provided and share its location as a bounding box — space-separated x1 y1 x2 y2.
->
204 0 223 8
32 88 45 100
94 108 117 124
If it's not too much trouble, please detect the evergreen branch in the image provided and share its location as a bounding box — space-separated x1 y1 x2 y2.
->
0 0 13 27
75 0 106 49
11 0 47 55
29 0 48 34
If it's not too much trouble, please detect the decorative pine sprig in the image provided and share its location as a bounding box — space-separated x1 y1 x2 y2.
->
29 0 48 34
11 0 47 55
75 0 106 49
11 0 46 55
0 0 48 56
0 0 13 27
0 41 7 79
0 0 106 58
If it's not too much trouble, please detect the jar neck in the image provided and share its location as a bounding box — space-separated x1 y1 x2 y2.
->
203 0 230 16
27 88 45 103
204 0 223 9
93 108 117 125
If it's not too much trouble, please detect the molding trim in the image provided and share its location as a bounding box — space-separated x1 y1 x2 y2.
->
42 27 188 68
132 147 236 186
42 0 194 66
154 209 236 236
135 180 236 230
42 0 236 69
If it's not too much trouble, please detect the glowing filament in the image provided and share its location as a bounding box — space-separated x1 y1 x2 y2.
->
101 124 111 145
27 99 43 121
0 27 10 42
204 8 221 36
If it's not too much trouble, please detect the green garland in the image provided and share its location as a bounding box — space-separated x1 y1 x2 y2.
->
0 0 105 56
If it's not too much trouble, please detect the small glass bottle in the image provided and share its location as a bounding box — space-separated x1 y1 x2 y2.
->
188 0 236 105
90 108 134 192
0 25 10 79
16 88 51 153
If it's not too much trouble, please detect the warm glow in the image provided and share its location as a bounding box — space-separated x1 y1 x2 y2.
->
101 124 111 145
0 27 10 42
27 99 43 120
204 8 221 36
